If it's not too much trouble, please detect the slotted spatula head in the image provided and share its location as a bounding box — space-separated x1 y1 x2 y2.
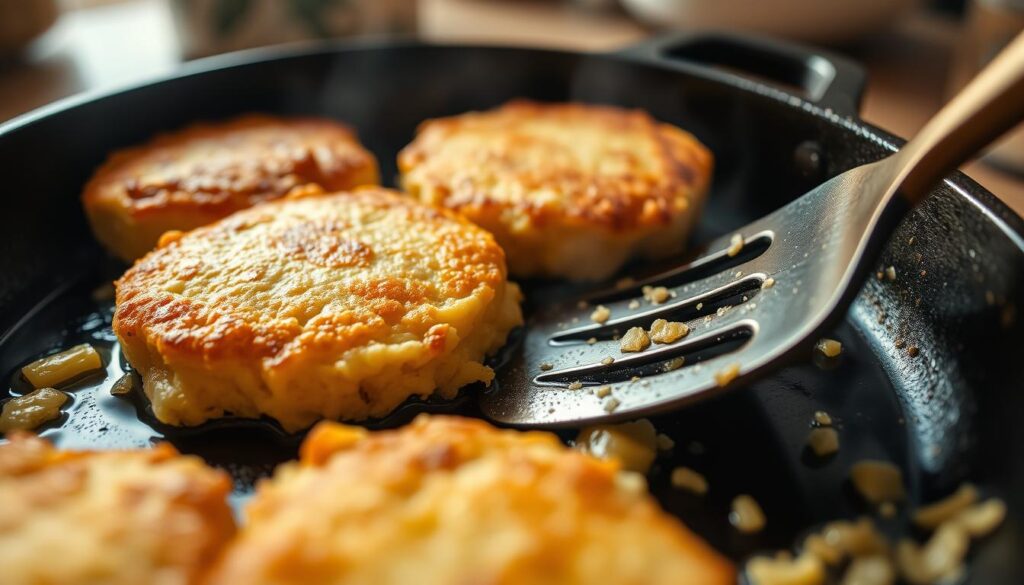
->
481 31 1024 428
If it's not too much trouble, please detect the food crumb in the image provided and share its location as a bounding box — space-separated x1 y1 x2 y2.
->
627 299 640 309
603 397 621 412
596 385 612 398
663 357 686 372
803 517 889 566
885 266 897 281
814 410 833 426
567 381 583 391
896 496 1007 585
714 363 741 386
816 338 842 358
762 277 775 290
601 356 615 365
850 460 906 504
727 233 744 257
879 502 898 519
753 505 994 585
696 302 704 310
645 286 671 304
746 553 825 585
907 346 920 358
650 319 689 344
956 498 1007 537
590 305 611 324
807 427 840 457
913 484 978 529
0 388 68 433
110 373 135 396
731 494 767 533
842 556 894 585
21 343 103 389
576 420 656 473
895 524 968 585
656 433 675 451
586 337 597 345
671 467 709 495
539 362 554 371
620 327 651 353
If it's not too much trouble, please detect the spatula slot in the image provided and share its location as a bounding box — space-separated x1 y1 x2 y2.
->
587 231 772 304
550 275 763 345
534 323 754 387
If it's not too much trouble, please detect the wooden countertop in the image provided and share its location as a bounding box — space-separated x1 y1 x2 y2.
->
2 0 1021 215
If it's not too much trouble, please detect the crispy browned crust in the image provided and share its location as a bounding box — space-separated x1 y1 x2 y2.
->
398 100 713 232
112 188 522 430
83 114 379 260
206 415 735 585
0 434 235 585
114 187 507 364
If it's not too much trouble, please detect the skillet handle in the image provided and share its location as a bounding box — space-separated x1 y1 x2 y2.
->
614 32 867 118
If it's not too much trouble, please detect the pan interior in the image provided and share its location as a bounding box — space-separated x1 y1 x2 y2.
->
0 44 1021 579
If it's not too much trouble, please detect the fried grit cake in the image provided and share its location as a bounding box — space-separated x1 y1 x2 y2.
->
207 415 735 585
399 101 712 281
83 114 379 261
0 434 234 585
113 188 522 432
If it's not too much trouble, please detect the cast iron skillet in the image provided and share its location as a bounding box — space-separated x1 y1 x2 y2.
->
0 33 1021 582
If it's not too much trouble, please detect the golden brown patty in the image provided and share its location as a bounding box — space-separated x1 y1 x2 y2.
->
207 415 735 585
0 434 234 585
399 100 713 281
83 114 379 261
113 188 523 432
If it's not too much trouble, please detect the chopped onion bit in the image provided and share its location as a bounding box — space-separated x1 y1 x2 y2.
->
575 419 657 473
0 388 68 433
850 460 906 504
815 338 843 358
670 466 708 495
730 494 767 533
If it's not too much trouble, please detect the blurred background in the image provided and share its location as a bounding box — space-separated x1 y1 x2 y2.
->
0 0 1021 212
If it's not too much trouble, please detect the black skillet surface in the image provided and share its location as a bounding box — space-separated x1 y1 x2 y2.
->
0 33 1022 581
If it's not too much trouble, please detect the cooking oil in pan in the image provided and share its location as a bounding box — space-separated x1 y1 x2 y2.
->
0 287 296 508
1 268 940 566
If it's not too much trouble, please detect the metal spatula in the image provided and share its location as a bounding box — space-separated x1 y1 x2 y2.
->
482 32 1024 428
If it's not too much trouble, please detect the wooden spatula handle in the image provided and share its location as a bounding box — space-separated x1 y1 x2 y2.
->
895 30 1024 201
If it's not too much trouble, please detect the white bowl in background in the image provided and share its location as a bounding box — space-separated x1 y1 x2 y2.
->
621 0 920 44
